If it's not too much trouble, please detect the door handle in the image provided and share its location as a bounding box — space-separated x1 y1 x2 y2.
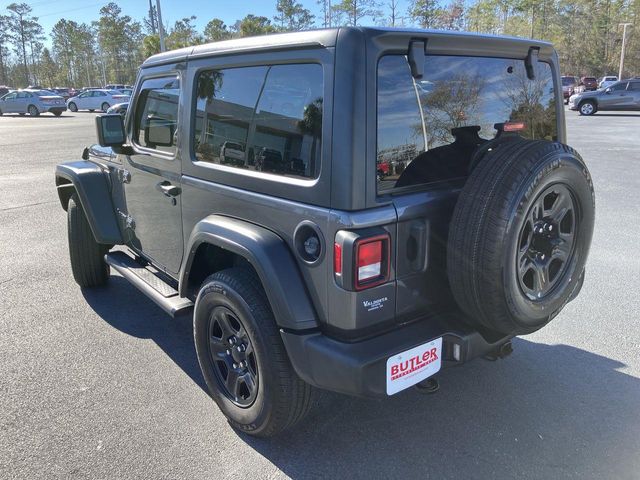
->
156 181 181 197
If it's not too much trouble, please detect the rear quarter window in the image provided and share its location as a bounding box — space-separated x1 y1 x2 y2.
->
377 54 557 193
193 63 323 180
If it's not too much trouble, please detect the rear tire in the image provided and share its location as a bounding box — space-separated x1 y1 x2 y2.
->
68 102 77 112
67 194 110 287
447 139 595 335
53 111 62 117
101 102 110 112
28 105 39 117
193 268 314 437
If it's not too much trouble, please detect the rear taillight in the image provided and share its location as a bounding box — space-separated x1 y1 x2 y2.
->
354 235 389 290
357 239 382 282
334 230 390 290
334 243 342 275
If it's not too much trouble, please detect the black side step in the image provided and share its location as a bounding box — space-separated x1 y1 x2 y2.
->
105 251 193 317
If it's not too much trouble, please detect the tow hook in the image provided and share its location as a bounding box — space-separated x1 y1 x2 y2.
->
415 377 439 394
484 341 514 361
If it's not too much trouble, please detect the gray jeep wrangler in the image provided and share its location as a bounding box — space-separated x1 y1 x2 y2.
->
55 27 595 437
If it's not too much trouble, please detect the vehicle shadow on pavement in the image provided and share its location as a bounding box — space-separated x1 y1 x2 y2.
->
0 114 76 118
81 275 207 393
81 278 639 479
241 340 639 479
592 113 640 117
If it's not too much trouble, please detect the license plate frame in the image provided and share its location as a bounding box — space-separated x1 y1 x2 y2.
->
386 337 443 395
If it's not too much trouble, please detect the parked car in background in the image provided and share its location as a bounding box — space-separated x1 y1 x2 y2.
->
598 76 618 89
561 76 579 103
579 76 598 91
105 84 133 91
106 102 128 116
220 141 245 166
0 89 66 116
117 88 133 96
255 147 286 173
51 88 73 100
67 89 130 112
569 79 640 115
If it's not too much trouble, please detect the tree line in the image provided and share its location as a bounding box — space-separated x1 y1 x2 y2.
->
0 0 638 88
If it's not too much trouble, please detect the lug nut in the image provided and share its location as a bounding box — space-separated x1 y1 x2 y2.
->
229 337 236 345
226 350 231 355
233 363 238 369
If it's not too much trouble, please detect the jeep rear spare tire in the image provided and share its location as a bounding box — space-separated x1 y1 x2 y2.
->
447 138 595 335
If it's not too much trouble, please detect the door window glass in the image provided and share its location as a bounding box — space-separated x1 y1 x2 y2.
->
193 63 323 179
611 82 627 91
133 76 180 155
377 55 557 193
627 82 640 91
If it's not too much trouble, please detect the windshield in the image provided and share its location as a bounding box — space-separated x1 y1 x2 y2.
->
562 77 575 86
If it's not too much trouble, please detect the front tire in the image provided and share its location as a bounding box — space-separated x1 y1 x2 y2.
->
67 194 110 287
28 105 39 117
101 102 110 112
53 111 62 117
68 102 78 112
579 100 596 116
193 268 313 437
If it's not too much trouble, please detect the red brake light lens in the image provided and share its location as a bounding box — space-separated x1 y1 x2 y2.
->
503 121 526 132
357 240 382 282
334 242 342 275
354 234 389 289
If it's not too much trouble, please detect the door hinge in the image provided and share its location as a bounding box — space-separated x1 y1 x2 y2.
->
118 169 131 184
116 209 135 230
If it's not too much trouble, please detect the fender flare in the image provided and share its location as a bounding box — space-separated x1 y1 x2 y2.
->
55 161 123 245
180 215 318 331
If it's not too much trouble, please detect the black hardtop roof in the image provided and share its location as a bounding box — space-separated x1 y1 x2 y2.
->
142 26 553 68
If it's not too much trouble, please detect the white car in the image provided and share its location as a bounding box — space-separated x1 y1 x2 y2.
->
598 76 618 89
66 89 130 112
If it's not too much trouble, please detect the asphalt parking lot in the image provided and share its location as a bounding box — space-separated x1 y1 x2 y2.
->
1 109 639 479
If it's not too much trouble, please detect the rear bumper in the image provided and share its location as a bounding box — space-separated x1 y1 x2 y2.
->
281 313 512 397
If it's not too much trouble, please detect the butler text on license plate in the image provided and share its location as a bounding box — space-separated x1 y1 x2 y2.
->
386 337 442 395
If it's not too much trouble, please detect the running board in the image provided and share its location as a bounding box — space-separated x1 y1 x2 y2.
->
105 251 193 317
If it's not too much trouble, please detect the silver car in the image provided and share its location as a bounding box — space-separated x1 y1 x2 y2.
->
569 79 640 115
0 89 67 116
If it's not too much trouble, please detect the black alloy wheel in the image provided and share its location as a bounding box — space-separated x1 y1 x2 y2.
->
517 184 577 301
207 305 258 407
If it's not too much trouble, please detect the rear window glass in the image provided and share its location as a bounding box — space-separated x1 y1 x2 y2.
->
377 55 557 193
193 63 323 179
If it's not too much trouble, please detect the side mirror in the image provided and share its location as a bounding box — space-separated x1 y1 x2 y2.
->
95 114 125 147
144 116 174 147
